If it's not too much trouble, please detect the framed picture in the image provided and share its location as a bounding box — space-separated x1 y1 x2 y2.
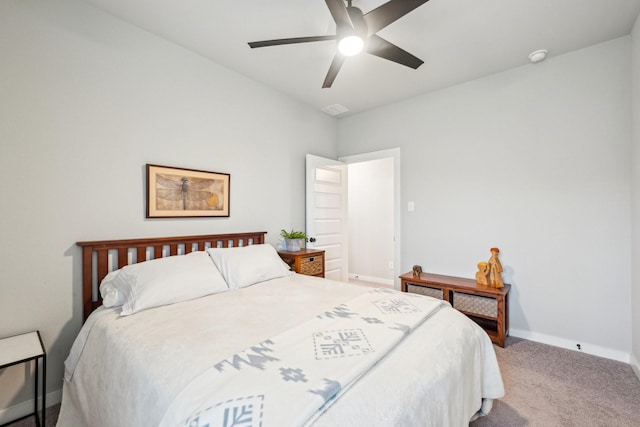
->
146 164 230 218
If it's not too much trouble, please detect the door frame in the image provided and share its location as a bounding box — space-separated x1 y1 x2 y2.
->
339 148 401 289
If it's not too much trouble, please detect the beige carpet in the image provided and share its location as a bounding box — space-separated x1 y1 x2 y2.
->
471 337 640 426
8 337 640 426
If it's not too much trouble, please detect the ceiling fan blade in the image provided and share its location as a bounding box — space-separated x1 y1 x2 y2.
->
325 0 354 29
249 35 336 48
322 54 346 88
366 34 423 69
363 0 430 35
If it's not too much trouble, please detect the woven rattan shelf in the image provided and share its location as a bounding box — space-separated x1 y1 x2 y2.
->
278 249 325 278
400 272 510 347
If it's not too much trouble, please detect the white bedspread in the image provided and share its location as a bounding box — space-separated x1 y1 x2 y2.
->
58 275 504 427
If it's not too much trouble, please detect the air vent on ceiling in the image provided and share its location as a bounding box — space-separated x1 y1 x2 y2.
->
321 104 349 116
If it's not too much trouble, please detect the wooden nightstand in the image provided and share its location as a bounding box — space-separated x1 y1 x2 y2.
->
278 249 325 277
0 331 46 426
400 272 510 347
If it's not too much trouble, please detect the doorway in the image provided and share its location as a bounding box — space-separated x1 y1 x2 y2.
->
340 148 400 289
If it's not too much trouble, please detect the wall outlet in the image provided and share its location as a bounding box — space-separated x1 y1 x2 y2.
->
388 261 394 270
408 201 415 212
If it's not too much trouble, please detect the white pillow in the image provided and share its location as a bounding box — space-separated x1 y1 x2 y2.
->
99 270 127 308
206 244 293 289
99 251 229 316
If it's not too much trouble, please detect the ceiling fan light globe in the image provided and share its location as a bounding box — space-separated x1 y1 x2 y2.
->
338 35 364 56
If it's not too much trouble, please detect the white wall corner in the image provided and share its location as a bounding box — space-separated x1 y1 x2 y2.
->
631 5 640 390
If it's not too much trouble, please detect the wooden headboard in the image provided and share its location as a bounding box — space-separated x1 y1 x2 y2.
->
76 231 267 320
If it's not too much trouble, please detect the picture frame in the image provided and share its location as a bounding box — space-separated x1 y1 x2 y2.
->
146 164 230 218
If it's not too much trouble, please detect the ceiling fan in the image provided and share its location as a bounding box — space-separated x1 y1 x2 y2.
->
248 0 430 88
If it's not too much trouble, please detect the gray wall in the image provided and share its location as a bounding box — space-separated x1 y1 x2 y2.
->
338 37 633 361
632 12 640 379
0 0 337 419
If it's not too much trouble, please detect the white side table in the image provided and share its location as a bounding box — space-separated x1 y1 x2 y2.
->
0 331 46 427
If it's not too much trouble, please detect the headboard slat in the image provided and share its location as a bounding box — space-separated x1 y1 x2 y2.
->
154 245 163 258
117 248 128 269
169 244 178 256
135 246 147 263
97 250 109 287
81 244 93 321
77 231 267 320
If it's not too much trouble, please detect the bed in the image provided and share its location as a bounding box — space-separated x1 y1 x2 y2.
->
58 232 504 427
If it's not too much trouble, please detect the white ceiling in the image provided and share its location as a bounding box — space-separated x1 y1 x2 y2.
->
83 0 640 116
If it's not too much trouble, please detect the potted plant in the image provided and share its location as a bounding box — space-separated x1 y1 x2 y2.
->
280 229 308 252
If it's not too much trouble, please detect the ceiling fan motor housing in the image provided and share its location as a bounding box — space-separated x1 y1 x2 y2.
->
339 6 368 47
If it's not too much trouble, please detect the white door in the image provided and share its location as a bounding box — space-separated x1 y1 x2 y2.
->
305 154 348 282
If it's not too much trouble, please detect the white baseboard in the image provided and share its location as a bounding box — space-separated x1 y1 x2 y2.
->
0 388 61 424
631 352 640 383
349 273 393 287
510 328 631 363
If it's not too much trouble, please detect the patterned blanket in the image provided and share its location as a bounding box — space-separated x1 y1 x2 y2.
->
159 288 447 427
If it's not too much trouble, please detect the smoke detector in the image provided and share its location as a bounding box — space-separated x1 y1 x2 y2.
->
529 49 548 63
